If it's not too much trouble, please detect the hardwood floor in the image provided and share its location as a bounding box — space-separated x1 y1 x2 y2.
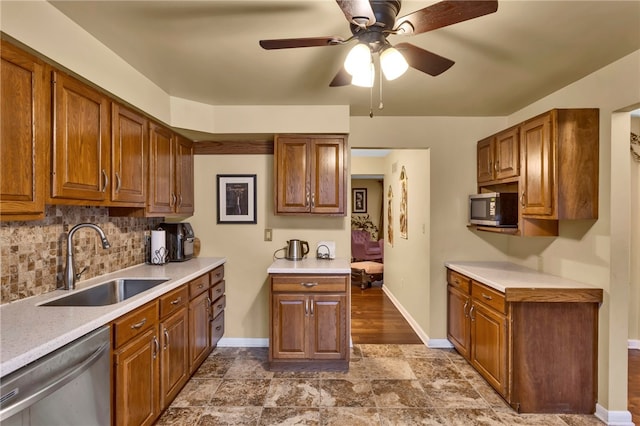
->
350 283 422 344
630 349 640 425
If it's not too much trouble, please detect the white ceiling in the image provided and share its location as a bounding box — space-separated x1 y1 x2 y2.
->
48 0 640 119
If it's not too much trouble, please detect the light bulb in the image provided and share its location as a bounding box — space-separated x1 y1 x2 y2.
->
351 62 374 87
344 44 372 76
380 47 409 81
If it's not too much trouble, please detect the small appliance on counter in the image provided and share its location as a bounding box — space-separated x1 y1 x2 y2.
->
273 239 310 261
157 223 195 262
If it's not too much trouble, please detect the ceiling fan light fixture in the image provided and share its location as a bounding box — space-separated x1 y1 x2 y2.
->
344 43 372 76
380 46 409 81
351 62 375 87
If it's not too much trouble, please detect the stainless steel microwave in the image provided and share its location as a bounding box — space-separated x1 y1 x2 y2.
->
469 192 518 227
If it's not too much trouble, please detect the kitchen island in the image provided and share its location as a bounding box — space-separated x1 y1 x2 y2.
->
0 257 225 377
267 257 351 370
445 261 603 414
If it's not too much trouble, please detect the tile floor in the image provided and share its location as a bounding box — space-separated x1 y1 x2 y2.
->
155 344 605 426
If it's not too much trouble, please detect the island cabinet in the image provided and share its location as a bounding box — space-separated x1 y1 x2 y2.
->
269 274 350 368
0 40 48 221
446 266 603 414
273 134 347 216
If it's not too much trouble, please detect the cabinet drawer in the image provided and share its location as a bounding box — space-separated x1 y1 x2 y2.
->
211 280 225 301
189 273 210 299
211 294 226 319
447 269 470 293
271 275 348 292
113 301 158 348
159 285 188 318
472 281 506 314
211 312 224 348
210 265 224 285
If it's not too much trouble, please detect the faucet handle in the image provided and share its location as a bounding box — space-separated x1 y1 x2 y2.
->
75 266 88 280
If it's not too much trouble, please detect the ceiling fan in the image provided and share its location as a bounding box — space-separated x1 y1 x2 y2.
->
259 0 498 87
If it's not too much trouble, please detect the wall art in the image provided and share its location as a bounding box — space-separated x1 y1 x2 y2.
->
216 174 257 224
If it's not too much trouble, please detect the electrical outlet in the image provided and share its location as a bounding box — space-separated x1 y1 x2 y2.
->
264 229 272 241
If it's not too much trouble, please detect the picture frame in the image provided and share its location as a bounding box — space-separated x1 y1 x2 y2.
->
216 174 257 224
352 188 367 213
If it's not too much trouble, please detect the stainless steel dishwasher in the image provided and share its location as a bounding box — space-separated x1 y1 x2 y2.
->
0 325 111 425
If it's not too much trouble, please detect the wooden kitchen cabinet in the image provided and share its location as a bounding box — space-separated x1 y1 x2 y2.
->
209 265 226 349
0 40 48 221
274 134 347 216
446 267 602 413
269 274 349 367
188 273 211 373
51 70 111 202
111 103 148 206
477 126 519 184
147 122 194 216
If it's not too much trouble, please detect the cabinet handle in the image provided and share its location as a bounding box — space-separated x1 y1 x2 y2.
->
306 191 310 208
153 336 159 359
115 172 121 193
216 287 222 294
163 329 169 350
301 282 318 288
311 193 315 208
170 297 182 305
217 303 223 309
130 318 147 329
178 194 183 207
463 300 469 318
454 278 460 284
310 300 314 316
206 296 212 319
520 191 526 207
215 325 222 331
305 299 309 315
469 305 476 321
494 160 499 172
198 283 204 289
481 293 493 301
101 169 109 192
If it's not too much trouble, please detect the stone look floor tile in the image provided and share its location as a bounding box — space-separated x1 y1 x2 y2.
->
377 407 444 425
196 406 262 425
493 411 570 425
407 357 465 381
359 344 404 358
225 358 274 379
364 358 417 380
437 408 505 425
558 414 606 426
399 344 447 359
192 357 234 378
259 407 320 425
171 378 221 407
156 406 204 425
210 379 271 406
265 379 321 408
320 407 381 425
420 379 489 409
371 379 431 408
320 379 375 407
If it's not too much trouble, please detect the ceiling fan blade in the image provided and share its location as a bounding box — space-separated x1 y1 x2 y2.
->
329 67 351 87
336 0 376 27
395 43 455 76
395 0 498 35
259 36 344 50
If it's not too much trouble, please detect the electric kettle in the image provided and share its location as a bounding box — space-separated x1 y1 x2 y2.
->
286 239 309 261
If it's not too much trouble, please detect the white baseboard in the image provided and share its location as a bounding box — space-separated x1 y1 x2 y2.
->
595 403 634 426
217 337 268 347
381 285 430 345
628 339 640 350
427 339 454 349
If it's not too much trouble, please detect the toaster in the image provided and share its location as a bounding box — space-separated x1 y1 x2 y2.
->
157 223 195 262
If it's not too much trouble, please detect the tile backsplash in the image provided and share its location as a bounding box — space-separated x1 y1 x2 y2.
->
0 205 161 304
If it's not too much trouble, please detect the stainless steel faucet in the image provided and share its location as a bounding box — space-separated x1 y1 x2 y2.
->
63 223 111 290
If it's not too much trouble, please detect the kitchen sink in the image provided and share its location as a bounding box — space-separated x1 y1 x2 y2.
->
41 278 169 307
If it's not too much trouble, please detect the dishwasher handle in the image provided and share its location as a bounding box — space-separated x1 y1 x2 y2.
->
0 339 109 421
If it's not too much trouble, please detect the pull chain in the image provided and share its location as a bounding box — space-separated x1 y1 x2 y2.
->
369 78 374 118
379 64 384 110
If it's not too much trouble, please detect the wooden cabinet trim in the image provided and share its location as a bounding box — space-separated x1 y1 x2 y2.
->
113 301 159 349
159 285 188 319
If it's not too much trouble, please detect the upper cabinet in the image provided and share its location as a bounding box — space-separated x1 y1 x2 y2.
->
477 126 519 185
274 134 347 216
475 108 599 237
0 40 48 220
51 70 111 202
147 123 194 217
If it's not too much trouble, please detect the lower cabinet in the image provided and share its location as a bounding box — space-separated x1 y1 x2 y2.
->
113 266 226 425
446 267 602 414
269 274 349 367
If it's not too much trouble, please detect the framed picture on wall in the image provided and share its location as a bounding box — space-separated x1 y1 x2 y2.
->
216 174 257 224
352 188 367 213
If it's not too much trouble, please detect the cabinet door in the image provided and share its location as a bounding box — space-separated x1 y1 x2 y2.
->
271 294 308 359
188 290 211 373
175 135 194 215
114 328 160 426
447 285 471 359
148 122 175 215
521 113 554 217
52 71 110 201
470 302 508 397
111 104 147 205
495 127 519 181
310 137 345 215
274 137 310 213
476 137 494 184
309 294 347 359
160 308 189 409
0 41 47 219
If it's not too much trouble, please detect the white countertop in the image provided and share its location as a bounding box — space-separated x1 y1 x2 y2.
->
0 257 225 377
444 261 599 293
268 257 351 274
